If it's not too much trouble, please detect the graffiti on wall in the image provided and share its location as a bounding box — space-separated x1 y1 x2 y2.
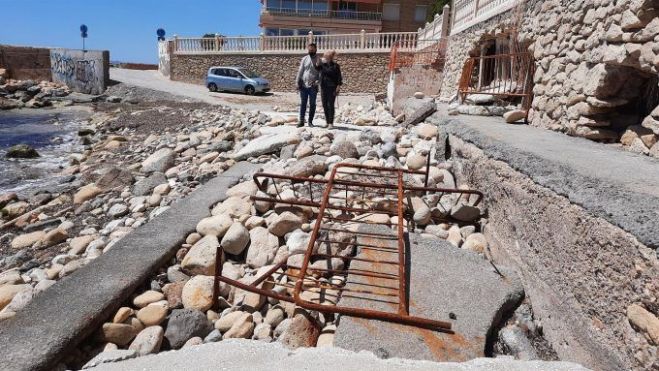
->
50 49 107 94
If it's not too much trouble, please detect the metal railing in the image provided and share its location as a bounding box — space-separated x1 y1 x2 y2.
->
458 52 535 119
172 31 418 55
450 0 522 35
263 7 382 21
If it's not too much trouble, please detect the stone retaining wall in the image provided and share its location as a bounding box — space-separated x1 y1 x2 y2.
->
170 52 391 94
449 134 658 371
0 45 52 81
437 0 659 154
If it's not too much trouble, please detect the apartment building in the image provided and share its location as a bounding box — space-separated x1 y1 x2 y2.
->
259 0 436 36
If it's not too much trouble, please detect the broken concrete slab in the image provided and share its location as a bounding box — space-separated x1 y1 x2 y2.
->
402 97 437 126
85 339 590 371
334 231 523 362
0 162 260 371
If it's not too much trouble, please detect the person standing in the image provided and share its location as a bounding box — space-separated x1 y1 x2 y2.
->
296 43 320 127
317 50 342 128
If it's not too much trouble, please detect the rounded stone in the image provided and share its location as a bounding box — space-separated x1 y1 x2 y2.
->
137 305 168 326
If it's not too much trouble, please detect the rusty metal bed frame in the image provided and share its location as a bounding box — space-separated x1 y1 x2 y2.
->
212 163 483 332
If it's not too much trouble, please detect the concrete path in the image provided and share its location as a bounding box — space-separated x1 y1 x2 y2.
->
87 339 590 371
441 114 659 249
0 163 260 371
334 232 523 362
109 68 374 113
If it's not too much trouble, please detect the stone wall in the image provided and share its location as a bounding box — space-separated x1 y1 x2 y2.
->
449 134 658 371
389 64 444 115
50 49 110 95
170 52 391 94
437 0 659 155
0 45 52 81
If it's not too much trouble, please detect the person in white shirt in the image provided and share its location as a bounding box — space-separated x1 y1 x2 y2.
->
296 43 320 127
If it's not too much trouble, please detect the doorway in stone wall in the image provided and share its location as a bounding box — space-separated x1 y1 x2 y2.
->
457 30 535 119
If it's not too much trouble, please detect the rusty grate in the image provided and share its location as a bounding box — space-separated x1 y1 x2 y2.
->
458 52 535 120
213 163 483 332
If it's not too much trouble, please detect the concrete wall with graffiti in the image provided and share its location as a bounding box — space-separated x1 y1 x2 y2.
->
50 49 109 95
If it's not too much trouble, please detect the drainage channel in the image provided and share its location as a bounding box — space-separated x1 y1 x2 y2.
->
64 157 557 369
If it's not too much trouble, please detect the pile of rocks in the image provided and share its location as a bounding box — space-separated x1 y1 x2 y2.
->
71 114 489 368
0 73 71 109
0 101 278 322
335 101 399 126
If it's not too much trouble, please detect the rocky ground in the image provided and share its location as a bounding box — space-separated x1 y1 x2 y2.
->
3 80 654 370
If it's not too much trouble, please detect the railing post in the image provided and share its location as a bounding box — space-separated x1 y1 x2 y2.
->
360 29 366 49
474 0 481 20
173 35 178 52
215 34 221 51
442 4 451 37
450 0 456 33
260 32 265 51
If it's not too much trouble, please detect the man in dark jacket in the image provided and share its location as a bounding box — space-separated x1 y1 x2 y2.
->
317 50 342 128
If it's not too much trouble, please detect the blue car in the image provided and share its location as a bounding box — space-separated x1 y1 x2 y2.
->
206 66 270 95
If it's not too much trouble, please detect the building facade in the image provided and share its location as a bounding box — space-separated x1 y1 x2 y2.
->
259 0 435 35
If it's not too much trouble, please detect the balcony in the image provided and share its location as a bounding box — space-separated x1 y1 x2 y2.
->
262 7 382 22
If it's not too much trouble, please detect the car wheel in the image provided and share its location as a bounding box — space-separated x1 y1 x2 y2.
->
208 83 218 92
245 85 256 95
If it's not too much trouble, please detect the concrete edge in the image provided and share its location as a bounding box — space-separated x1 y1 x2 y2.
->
441 118 658 249
86 339 592 371
0 162 261 371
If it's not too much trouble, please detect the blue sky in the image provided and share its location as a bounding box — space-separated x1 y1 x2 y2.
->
0 0 262 63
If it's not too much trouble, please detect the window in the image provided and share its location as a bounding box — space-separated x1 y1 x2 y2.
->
281 0 296 10
264 28 279 36
382 4 400 21
415 5 428 22
338 1 357 11
212 68 225 76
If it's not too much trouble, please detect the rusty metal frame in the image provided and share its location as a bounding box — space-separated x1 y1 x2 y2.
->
212 163 484 332
458 52 535 122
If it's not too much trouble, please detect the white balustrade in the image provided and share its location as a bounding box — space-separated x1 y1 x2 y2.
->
173 32 418 55
451 0 521 35
417 5 451 50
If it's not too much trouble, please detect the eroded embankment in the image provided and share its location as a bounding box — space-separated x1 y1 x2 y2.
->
446 127 658 371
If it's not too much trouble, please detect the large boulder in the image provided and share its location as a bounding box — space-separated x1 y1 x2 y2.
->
133 172 167 196
234 133 300 161
96 167 135 191
286 155 328 178
181 235 220 276
211 196 252 218
246 227 280 268
196 214 233 237
164 309 213 349
402 98 436 126
129 326 164 356
181 275 215 311
142 148 176 173
6 144 39 159
330 141 359 159
278 313 321 348
268 212 304 237
221 222 250 255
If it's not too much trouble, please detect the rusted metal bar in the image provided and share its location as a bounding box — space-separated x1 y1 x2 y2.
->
214 163 480 332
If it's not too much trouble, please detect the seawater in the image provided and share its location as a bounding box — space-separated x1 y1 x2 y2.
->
0 107 90 195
